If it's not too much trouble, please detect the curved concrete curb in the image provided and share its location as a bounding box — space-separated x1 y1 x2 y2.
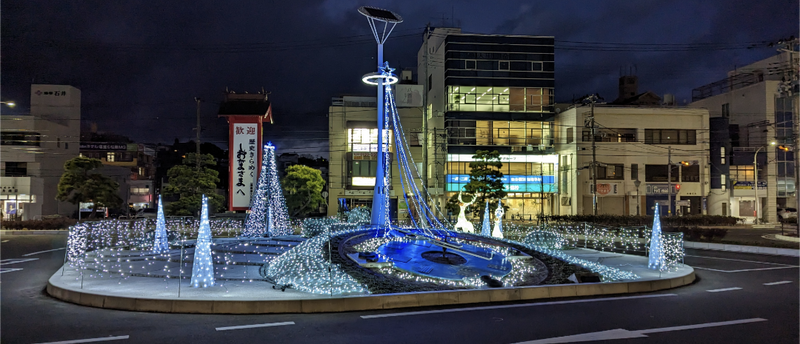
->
775 234 800 243
46 270 694 314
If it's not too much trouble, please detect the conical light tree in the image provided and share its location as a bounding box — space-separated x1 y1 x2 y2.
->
242 145 271 237
152 195 169 253
191 195 215 287
481 201 492 236
243 143 291 237
648 203 666 270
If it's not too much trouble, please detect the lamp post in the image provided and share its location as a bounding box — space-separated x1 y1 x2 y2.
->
358 6 402 227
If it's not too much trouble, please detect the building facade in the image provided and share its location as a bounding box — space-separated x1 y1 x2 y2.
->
690 50 799 223
418 27 558 220
79 139 157 211
555 105 710 216
327 90 425 220
1 84 81 220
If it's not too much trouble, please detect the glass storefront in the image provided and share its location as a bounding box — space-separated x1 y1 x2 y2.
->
447 86 553 112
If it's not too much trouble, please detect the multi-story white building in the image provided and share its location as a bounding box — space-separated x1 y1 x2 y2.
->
1 84 81 220
690 50 799 223
555 105 710 216
418 27 559 220
327 83 425 220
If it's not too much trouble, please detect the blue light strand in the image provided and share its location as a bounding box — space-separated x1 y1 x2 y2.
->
152 195 169 253
383 74 451 229
191 195 215 288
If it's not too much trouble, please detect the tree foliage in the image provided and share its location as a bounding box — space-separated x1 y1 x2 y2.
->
163 153 225 216
56 156 122 219
282 165 325 218
446 150 507 222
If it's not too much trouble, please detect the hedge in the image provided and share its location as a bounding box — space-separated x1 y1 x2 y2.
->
548 214 743 227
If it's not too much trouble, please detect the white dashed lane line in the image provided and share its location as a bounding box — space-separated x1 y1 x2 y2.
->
33 335 129 344
22 247 66 256
215 321 295 331
763 281 793 286
706 287 743 293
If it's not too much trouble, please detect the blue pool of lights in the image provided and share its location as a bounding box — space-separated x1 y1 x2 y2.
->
374 237 519 280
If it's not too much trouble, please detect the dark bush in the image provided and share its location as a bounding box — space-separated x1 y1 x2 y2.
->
1 218 77 230
663 226 727 242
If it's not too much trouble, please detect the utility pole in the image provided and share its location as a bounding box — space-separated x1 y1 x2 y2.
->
584 94 600 215
667 147 672 216
194 97 202 172
775 37 800 232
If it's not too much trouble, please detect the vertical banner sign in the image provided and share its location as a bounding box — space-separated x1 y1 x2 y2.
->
232 123 259 208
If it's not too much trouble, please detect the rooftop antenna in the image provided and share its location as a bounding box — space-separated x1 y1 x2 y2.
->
358 6 402 227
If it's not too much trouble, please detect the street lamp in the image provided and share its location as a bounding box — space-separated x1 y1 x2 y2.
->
754 142 776 223
1 101 15 107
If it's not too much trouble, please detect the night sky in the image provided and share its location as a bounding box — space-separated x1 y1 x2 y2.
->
2 1 797 157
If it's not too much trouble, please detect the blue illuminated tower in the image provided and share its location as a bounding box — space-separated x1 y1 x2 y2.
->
359 6 403 227
242 143 290 237
191 195 215 287
648 203 666 270
481 201 492 236
152 194 169 253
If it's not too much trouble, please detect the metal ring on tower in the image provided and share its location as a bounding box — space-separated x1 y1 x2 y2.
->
361 72 398 86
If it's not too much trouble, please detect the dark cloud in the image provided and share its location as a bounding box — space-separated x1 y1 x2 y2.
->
2 1 797 157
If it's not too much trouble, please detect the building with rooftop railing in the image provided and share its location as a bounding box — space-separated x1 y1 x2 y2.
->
690 50 799 223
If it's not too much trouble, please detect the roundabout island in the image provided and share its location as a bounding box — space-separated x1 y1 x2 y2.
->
47 5 695 314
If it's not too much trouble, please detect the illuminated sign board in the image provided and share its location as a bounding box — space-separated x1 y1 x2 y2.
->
447 175 554 184
446 174 557 193
231 123 259 209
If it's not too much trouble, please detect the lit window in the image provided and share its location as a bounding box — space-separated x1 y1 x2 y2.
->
107 152 115 162
348 128 392 152
352 177 376 186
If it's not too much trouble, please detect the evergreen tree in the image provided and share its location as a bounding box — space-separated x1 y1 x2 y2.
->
283 165 325 218
163 153 225 216
56 156 122 219
446 150 506 223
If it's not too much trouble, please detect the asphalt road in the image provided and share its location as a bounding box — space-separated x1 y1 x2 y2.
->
1 234 798 344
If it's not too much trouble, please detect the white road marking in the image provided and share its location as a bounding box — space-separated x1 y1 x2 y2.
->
0 268 23 274
0 258 39 265
22 247 65 256
33 335 129 344
706 287 742 293
512 318 767 343
685 255 796 266
361 294 677 319
215 321 295 331
694 266 799 273
2 240 9 242
763 280 793 286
